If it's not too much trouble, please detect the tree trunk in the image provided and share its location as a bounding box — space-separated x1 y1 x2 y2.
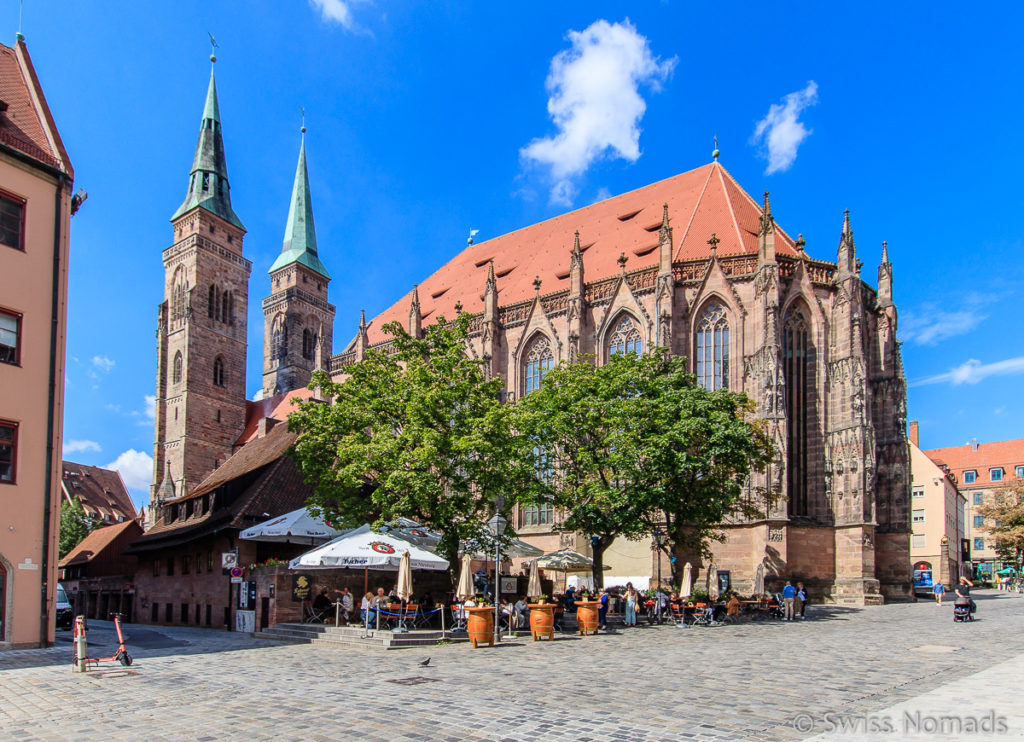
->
591 534 614 590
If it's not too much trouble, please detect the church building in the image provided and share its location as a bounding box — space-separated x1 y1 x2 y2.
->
142 58 911 609
333 156 913 604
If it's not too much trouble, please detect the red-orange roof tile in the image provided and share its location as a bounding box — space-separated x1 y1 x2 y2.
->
924 439 1024 486
58 520 142 567
0 40 71 175
236 387 315 445
364 162 796 344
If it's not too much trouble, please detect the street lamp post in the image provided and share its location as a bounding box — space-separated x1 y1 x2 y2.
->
653 528 665 624
488 513 508 645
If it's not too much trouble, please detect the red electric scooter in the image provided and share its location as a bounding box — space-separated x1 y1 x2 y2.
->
74 612 133 667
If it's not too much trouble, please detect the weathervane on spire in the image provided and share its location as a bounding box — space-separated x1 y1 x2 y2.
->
300 106 306 135
208 32 218 63
467 228 479 246
712 135 720 161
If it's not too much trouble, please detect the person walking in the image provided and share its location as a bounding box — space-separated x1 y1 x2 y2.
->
598 589 610 630
932 580 946 606
782 581 796 621
796 582 809 619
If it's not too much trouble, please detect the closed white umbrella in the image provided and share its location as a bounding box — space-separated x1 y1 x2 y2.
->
707 563 719 601
527 559 542 600
679 562 693 600
455 554 475 601
397 550 414 602
289 524 449 571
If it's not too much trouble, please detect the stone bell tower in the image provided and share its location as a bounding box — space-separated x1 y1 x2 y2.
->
151 54 250 523
262 125 334 398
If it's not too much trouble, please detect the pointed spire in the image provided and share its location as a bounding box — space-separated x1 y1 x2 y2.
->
569 231 585 300
359 308 367 331
759 191 774 236
355 310 370 358
877 241 893 307
268 121 330 279
484 261 498 321
409 285 421 337
157 461 176 502
658 204 673 277
837 209 857 275
171 55 245 230
486 259 496 291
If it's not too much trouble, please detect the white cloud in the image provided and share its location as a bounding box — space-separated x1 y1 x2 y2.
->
144 394 155 420
521 19 676 206
91 355 115 373
913 356 1024 387
63 439 101 455
751 81 818 175
309 0 360 29
105 449 153 493
899 293 998 346
592 187 612 203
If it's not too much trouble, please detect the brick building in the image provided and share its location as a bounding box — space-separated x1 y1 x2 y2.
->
58 519 143 621
0 35 75 647
921 424 1024 582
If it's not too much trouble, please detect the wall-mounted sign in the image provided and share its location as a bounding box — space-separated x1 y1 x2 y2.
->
292 573 312 602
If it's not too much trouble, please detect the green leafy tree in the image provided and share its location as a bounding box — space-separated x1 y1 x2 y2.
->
59 497 94 558
288 312 539 570
515 350 775 589
978 483 1024 569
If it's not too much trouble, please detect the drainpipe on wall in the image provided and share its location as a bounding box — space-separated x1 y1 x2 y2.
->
40 172 66 646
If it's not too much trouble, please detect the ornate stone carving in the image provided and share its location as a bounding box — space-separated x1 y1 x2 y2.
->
768 528 784 542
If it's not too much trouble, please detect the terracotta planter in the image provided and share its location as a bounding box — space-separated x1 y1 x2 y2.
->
528 603 556 641
465 606 495 649
575 600 600 635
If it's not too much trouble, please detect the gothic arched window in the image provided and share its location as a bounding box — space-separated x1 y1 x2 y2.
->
696 303 729 391
784 308 810 516
170 269 188 325
208 285 216 319
302 328 317 360
172 351 183 385
272 315 287 362
607 314 642 358
212 356 225 387
523 335 554 395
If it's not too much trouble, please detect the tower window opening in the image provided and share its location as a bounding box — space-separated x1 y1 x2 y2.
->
213 356 225 387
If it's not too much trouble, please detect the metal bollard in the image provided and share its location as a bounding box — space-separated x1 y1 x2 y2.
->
72 616 88 673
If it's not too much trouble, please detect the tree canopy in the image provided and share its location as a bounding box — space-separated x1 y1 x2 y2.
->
515 350 775 588
288 313 538 569
978 483 1024 569
59 497 94 558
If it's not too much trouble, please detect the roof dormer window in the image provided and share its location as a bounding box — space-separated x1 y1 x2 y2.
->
990 467 1003 482
963 470 976 484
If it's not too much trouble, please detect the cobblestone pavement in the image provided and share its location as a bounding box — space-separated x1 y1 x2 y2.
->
2 592 1023 741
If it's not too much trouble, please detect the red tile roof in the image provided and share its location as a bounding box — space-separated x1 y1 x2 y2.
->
236 387 315 445
59 520 142 567
364 162 797 344
0 40 72 175
62 461 137 523
924 439 1024 486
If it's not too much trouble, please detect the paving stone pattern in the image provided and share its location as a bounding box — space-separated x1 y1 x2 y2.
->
2 592 1023 741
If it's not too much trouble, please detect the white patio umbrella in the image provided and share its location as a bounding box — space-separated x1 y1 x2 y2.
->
289 524 449 571
383 518 444 551
460 534 543 559
679 562 693 600
455 554 475 601
527 559 542 600
707 562 719 601
240 508 349 545
396 550 414 602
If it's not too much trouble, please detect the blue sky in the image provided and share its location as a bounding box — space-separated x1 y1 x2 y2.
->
9 3 1023 506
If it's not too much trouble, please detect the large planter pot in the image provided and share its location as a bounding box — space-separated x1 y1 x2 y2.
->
465 606 495 649
528 603 556 641
575 600 600 635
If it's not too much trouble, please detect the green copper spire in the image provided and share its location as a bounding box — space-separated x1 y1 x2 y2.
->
268 129 330 279
171 61 245 230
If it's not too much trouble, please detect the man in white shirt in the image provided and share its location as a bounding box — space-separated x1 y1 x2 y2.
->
340 587 354 621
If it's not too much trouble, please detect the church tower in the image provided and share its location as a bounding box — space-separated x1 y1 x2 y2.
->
151 56 250 521
262 126 334 398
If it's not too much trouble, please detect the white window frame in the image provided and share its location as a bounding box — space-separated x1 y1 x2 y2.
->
912 509 925 523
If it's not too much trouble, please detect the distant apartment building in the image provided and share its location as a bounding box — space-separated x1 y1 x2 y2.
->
908 430 965 590
0 35 75 647
919 422 1024 582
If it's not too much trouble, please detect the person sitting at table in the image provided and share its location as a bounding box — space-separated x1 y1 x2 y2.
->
312 589 332 616
514 595 529 629
420 592 435 613
388 584 401 603
726 593 741 619
564 586 576 612
360 591 374 624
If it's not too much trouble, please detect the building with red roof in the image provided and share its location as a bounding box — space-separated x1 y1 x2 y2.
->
0 34 75 647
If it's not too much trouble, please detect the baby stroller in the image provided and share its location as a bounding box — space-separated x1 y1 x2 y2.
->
953 598 974 622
